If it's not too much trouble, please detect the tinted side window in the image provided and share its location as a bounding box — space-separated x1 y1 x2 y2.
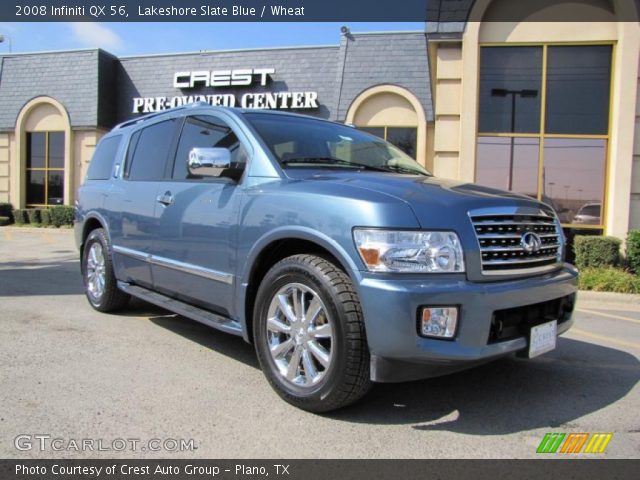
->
173 115 248 180
125 130 141 177
87 136 121 180
127 119 178 181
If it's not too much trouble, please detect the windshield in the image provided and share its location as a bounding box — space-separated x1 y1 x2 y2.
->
244 113 430 176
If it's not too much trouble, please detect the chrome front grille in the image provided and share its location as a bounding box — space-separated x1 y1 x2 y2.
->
470 209 562 275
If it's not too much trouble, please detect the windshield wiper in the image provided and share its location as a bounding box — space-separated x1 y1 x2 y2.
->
384 164 430 176
280 157 391 172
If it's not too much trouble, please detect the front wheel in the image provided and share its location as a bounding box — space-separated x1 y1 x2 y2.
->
253 254 371 412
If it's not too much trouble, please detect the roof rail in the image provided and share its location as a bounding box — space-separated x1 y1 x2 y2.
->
113 101 211 130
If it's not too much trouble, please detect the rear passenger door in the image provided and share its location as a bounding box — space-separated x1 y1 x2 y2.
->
109 118 180 289
148 114 249 317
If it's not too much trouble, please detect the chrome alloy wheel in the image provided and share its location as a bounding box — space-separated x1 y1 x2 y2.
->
86 242 106 300
266 283 334 387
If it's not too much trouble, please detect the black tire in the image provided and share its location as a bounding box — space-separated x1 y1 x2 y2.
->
253 254 371 412
82 228 129 312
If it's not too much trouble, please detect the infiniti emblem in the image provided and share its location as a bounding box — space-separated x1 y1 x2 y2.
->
521 232 542 253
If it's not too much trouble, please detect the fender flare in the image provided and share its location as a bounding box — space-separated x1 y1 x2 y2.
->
235 226 364 342
80 212 111 250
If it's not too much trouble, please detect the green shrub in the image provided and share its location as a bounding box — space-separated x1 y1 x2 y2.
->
574 235 621 269
579 267 640 294
49 205 74 227
0 216 10 226
626 230 640 275
26 208 41 225
0 202 14 222
13 209 28 225
8 206 75 227
40 208 51 226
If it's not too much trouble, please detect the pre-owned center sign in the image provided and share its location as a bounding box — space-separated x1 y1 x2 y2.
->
132 67 319 113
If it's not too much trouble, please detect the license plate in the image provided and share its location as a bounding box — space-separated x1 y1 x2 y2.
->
528 320 557 358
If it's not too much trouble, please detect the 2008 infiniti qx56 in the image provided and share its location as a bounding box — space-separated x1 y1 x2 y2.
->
75 104 578 412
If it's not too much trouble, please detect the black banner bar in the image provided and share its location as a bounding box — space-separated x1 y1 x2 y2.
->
1 460 639 480
2 0 639 22
7 0 428 22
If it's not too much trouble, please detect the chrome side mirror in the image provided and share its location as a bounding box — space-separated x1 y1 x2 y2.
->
188 147 231 177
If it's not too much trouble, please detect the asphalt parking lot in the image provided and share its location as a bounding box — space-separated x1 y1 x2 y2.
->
1 228 638 459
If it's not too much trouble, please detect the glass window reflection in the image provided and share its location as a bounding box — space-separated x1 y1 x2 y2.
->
27 170 45 205
477 44 612 228
386 127 417 159
479 47 542 133
27 132 46 169
25 131 65 206
358 127 384 139
357 126 417 159
476 137 539 197
47 171 64 205
48 132 65 168
545 45 611 135
542 138 606 225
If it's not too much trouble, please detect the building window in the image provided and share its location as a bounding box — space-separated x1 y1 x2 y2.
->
476 44 612 228
358 126 417 159
476 137 540 197
26 131 65 206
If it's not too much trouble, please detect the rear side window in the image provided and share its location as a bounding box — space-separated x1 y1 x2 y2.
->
86 135 121 180
126 119 178 181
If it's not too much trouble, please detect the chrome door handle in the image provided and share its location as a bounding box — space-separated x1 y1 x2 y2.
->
156 191 174 206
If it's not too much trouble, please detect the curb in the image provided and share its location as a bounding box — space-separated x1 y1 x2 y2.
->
578 290 640 304
1 226 73 233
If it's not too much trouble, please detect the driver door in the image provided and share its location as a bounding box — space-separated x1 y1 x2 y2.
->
148 114 249 317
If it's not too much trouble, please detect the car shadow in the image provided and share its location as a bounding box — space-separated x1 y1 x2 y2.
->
140 298 639 433
113 297 176 318
148 308 260 370
329 338 640 434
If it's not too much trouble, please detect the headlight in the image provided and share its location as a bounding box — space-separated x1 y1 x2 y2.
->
353 229 465 273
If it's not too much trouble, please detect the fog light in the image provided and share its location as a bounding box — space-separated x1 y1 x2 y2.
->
420 307 458 339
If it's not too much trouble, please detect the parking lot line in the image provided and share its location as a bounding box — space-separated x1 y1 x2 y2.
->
570 328 640 351
576 307 640 326
2 230 13 241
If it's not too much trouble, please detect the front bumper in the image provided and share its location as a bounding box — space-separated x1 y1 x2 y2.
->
356 264 579 382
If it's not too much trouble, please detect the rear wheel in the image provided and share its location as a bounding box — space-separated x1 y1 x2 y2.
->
82 228 129 312
253 254 371 412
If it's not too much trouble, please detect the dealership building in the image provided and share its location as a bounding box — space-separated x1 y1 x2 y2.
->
0 0 638 241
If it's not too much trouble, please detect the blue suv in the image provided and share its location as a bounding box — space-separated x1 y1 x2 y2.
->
75 104 578 412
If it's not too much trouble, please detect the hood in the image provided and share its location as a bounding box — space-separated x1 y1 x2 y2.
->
284 169 554 229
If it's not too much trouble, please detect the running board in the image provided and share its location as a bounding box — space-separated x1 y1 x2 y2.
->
118 282 243 336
